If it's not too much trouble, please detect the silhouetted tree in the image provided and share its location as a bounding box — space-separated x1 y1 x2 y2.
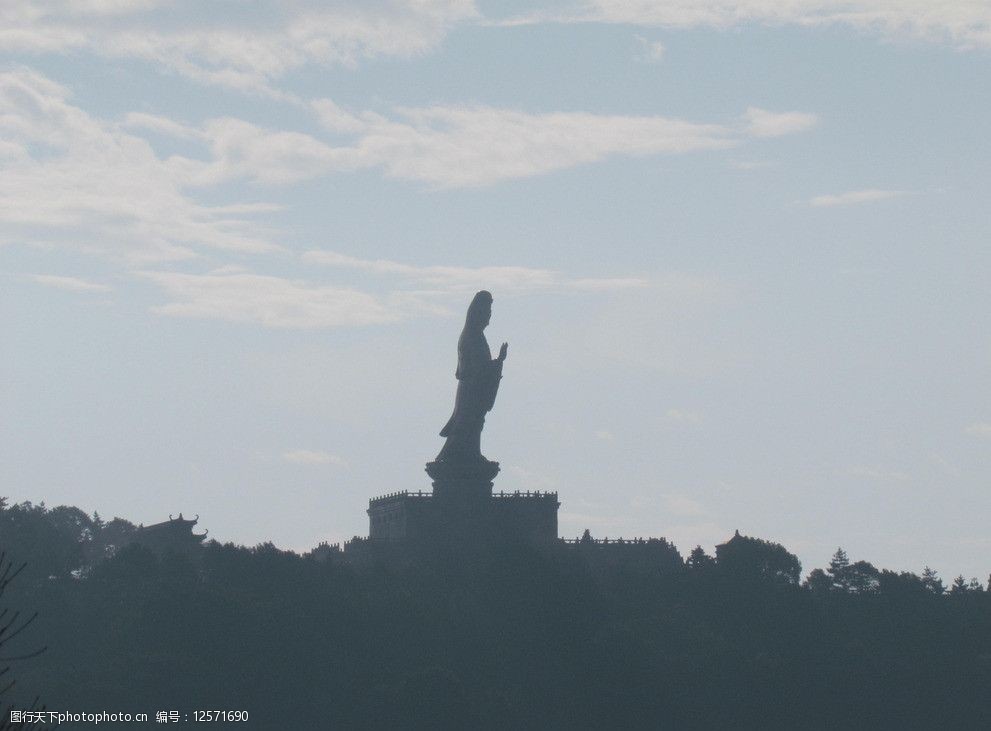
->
878 569 926 598
804 568 832 593
686 545 715 572
846 560 881 594
0 552 46 731
921 566 945 596
715 532 801 585
827 547 851 591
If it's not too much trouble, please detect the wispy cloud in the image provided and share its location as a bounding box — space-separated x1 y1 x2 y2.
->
809 189 908 207
503 1 991 49
139 270 404 328
729 159 776 170
743 107 817 138
282 449 347 466
228 101 811 188
0 68 280 263
847 465 911 482
965 422 991 440
0 66 815 286
124 93 805 190
4 0 989 109
665 408 702 424
0 1 480 93
314 103 738 187
139 251 650 328
30 274 111 292
301 250 647 292
2 66 813 260
633 34 665 62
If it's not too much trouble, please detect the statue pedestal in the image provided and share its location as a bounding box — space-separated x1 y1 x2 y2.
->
423 459 498 537
424 459 499 501
364 459 558 544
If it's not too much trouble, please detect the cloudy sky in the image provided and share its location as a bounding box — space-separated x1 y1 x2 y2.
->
1 0 989 580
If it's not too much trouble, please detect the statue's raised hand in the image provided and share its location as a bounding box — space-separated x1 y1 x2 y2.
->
498 342 508 362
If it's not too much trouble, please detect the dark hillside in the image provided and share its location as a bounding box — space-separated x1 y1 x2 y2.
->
3 500 989 730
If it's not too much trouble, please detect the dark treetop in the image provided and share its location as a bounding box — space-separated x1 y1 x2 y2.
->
433 291 508 469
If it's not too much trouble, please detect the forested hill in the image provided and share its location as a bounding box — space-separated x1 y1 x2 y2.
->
2 499 990 730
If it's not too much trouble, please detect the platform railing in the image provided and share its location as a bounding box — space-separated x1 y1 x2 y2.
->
369 488 562 504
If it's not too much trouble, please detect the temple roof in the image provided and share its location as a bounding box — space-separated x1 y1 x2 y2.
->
138 513 208 540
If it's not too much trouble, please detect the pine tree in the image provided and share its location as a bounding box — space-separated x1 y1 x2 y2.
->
827 548 851 592
921 566 945 596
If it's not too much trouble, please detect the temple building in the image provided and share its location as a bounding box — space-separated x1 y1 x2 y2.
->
129 513 208 555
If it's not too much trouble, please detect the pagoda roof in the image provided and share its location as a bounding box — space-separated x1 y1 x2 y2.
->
138 513 208 540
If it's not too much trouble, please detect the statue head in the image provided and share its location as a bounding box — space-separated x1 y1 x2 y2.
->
465 290 493 331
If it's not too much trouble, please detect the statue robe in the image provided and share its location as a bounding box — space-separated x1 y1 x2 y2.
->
437 328 502 462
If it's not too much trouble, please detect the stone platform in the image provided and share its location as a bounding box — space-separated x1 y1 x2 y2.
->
365 459 559 543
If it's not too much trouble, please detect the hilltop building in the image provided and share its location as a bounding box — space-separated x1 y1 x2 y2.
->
366 483 559 544
129 513 208 556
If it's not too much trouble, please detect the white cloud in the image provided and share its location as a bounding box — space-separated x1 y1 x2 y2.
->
1 1 479 92
122 112 205 141
30 274 111 292
282 449 347 466
665 408 701 423
3 0 989 104
729 159 776 170
633 34 665 61
302 250 647 291
255 101 812 188
319 104 738 187
594 429 617 441
138 252 651 328
847 465 911 482
965 422 991 439
0 68 280 263
809 189 908 207
0 66 814 276
407 105 732 184
525 1 991 49
139 270 404 328
2 66 806 226
184 117 360 186
132 97 780 190
743 107 818 138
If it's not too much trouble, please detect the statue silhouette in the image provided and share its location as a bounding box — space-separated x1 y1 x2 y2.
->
433 291 508 468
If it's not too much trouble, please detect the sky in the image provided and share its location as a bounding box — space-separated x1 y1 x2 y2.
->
1 0 989 581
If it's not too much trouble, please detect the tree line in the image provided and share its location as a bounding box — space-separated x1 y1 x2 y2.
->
2 498 989 729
